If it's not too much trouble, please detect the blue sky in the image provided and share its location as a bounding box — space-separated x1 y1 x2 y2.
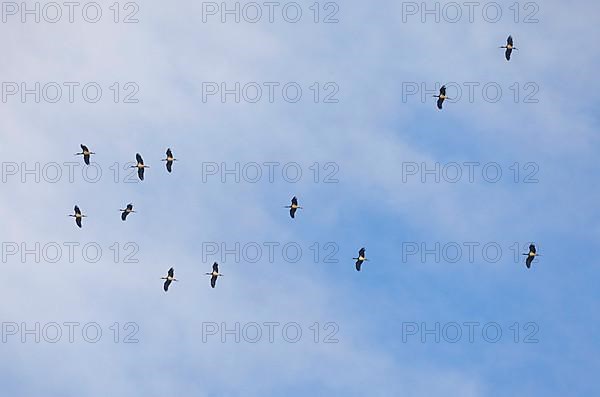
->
0 0 599 396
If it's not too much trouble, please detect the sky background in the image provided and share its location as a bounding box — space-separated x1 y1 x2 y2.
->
0 0 599 396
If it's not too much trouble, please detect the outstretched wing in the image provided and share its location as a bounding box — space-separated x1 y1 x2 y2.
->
166 148 173 158
83 154 90 165
138 167 144 181
212 262 219 273
290 207 297 218
359 248 365 257
121 211 128 221
505 48 512 61
529 244 536 255
437 97 444 109
166 161 173 173
211 275 217 288
507 35 513 46
74 205 81 215
163 279 171 291
291 196 298 206
525 256 534 269
355 261 362 271
76 217 82 228
136 153 144 165
80 144 89 152
168 267 174 278
440 86 446 96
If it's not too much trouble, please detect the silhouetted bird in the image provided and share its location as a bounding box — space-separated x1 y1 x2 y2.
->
500 35 518 61
161 267 178 291
206 262 224 288
353 248 368 271
75 144 95 165
69 205 86 228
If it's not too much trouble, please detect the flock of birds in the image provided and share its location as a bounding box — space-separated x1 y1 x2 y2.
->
69 36 540 291
432 35 540 268
434 35 518 110
69 144 377 291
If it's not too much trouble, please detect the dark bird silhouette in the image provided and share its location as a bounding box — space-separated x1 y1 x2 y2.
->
119 203 135 221
353 247 368 271
161 267 177 291
75 144 95 165
205 262 224 288
285 196 303 218
523 244 539 269
68 205 86 228
131 153 149 181
500 35 518 61
433 86 450 110
161 148 177 173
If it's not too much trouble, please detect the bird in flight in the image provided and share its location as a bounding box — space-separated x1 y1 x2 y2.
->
500 35 518 61
523 244 540 269
161 267 178 292
285 196 303 219
206 262 224 288
75 144 95 165
131 153 149 181
353 247 368 271
433 86 450 110
69 205 86 228
120 203 135 221
161 148 177 173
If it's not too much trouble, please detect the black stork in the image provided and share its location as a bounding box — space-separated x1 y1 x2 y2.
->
433 86 450 110
161 267 177 291
161 148 177 173
206 262 224 288
353 247 368 271
69 205 86 228
523 244 540 269
285 196 303 219
131 153 149 181
119 203 135 221
75 144 95 165
500 35 518 61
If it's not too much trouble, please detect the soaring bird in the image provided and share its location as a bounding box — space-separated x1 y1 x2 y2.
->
353 247 368 271
206 262 224 288
131 153 149 181
161 148 177 173
523 244 539 269
285 196 303 219
500 35 518 61
161 267 177 291
433 86 450 110
75 144 95 165
69 205 86 228
119 203 135 221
